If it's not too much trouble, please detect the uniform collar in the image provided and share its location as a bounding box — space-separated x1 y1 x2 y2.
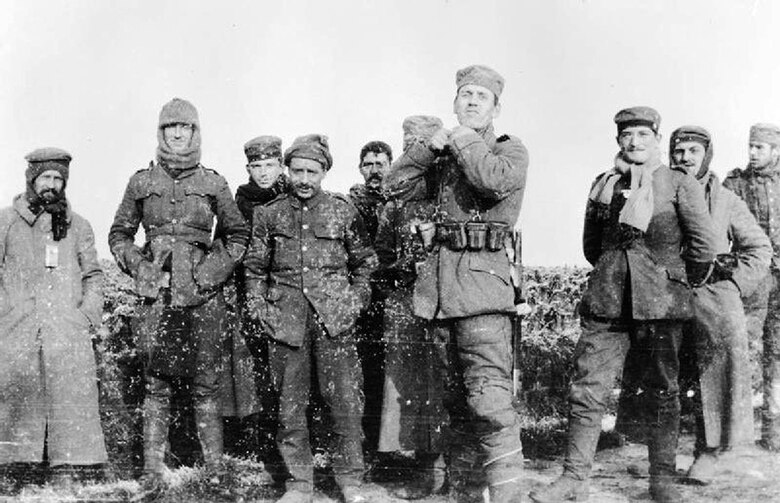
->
289 188 326 210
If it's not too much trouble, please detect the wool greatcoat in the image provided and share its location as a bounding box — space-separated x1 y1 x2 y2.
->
0 194 107 466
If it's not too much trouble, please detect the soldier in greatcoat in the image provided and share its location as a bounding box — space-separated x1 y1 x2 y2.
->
0 148 107 486
723 123 780 451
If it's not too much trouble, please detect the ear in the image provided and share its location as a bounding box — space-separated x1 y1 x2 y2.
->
492 102 502 120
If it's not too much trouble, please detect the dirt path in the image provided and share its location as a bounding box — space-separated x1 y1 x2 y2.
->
4 433 780 502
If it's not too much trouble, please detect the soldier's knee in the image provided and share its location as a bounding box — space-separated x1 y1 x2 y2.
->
465 376 516 430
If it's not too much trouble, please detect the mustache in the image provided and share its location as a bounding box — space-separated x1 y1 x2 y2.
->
367 173 384 182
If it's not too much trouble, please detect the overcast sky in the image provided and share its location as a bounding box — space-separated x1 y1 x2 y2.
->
1 0 779 266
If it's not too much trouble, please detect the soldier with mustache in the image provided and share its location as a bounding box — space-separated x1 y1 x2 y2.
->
348 140 393 460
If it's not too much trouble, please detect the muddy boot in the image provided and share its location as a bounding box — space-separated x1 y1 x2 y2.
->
448 441 485 503
529 474 589 503
648 477 682 503
392 453 447 500
760 413 780 451
686 450 718 486
195 398 224 469
141 396 170 493
647 400 681 503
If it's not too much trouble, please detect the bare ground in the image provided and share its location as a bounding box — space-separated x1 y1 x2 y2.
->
3 432 780 502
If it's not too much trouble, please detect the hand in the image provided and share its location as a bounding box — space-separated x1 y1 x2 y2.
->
428 128 452 152
449 125 476 143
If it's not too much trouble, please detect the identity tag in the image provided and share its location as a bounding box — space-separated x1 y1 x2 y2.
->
45 243 59 268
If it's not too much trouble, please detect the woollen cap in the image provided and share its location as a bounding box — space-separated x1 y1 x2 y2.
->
25 147 71 184
158 98 200 129
284 134 332 171
245 135 283 162
456 65 504 99
750 123 780 147
614 106 661 134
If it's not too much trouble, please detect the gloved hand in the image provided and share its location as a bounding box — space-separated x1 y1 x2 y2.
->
686 260 714 287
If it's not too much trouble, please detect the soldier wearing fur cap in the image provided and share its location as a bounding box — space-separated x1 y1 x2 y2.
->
531 108 718 503
109 98 249 492
724 122 780 451
0 148 107 486
385 65 528 503
244 134 378 503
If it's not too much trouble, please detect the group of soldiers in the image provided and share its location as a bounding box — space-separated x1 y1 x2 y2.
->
0 62 778 503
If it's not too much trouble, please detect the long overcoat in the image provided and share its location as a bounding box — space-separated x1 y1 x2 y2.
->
0 195 107 465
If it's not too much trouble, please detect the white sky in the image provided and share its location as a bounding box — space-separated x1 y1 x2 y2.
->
1 0 779 266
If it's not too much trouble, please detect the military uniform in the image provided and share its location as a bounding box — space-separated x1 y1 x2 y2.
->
108 99 249 481
723 137 780 447
385 67 528 502
244 135 377 500
531 108 717 503
347 182 388 454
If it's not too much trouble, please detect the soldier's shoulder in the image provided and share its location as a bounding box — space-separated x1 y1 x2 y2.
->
493 133 526 151
724 167 747 182
199 165 229 183
127 163 155 181
264 191 290 207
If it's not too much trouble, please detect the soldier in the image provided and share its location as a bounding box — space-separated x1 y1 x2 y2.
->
530 108 717 503
221 136 290 473
723 123 780 451
673 126 769 482
109 98 249 491
385 65 529 503
376 116 448 499
244 134 378 503
348 140 392 457
0 148 107 486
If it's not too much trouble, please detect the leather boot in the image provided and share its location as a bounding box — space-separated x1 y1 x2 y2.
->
138 396 170 498
647 394 681 503
195 398 224 468
391 452 447 500
448 440 485 503
528 474 589 503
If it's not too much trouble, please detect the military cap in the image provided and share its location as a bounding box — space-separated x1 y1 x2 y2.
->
750 123 780 147
456 64 504 99
614 106 661 134
284 134 333 171
159 98 200 129
670 125 711 148
402 115 443 150
24 147 71 184
244 135 283 162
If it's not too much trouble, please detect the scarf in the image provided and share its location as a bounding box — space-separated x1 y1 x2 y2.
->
589 150 662 232
27 187 69 241
156 126 201 173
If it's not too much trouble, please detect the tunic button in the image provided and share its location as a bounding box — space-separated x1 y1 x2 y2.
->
172 219 178 224
174 180 180 184
303 287 308 294
302 224 309 230
301 246 308 252
303 206 309 212
303 266 309 272
170 199 176 204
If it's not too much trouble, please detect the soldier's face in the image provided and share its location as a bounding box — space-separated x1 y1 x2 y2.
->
33 170 65 202
288 157 326 200
247 158 284 189
162 123 194 153
749 141 779 170
453 84 500 130
671 141 707 176
359 152 390 189
617 126 661 164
